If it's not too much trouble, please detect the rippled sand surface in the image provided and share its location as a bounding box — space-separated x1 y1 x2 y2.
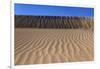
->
15 28 94 65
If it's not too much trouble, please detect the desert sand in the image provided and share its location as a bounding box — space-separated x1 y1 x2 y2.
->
15 16 93 29
15 28 94 65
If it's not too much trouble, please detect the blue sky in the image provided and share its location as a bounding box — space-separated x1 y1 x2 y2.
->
15 3 94 17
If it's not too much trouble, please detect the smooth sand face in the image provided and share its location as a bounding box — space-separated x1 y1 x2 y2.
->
15 28 94 65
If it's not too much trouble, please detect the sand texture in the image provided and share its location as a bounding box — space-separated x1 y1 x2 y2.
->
15 28 94 65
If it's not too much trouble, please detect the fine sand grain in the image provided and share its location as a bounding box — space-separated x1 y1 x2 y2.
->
15 28 94 65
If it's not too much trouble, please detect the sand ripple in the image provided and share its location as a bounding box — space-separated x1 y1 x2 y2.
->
15 29 93 65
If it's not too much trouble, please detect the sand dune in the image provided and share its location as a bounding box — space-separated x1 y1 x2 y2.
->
15 16 93 29
15 15 94 65
15 28 93 65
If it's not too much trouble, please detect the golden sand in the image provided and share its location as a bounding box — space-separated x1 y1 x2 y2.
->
15 28 93 65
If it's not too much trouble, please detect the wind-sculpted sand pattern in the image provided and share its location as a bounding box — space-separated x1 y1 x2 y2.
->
15 28 94 65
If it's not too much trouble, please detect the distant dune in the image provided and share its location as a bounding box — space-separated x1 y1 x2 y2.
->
15 15 94 29
15 16 94 65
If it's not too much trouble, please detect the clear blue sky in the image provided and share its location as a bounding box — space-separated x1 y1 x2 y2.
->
15 3 94 17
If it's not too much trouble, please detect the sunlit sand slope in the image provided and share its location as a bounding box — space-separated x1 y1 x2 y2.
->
15 28 93 65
